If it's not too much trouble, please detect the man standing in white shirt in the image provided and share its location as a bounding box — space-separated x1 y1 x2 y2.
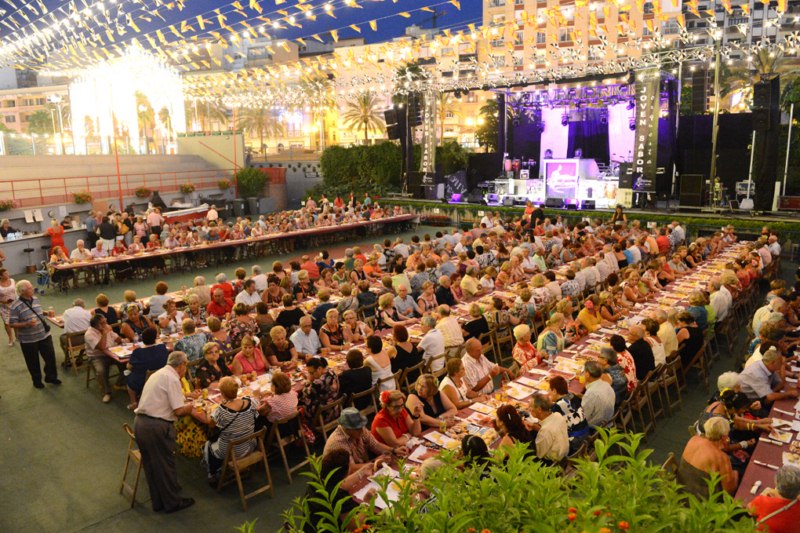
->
206 205 219 222
134 351 196 513
461 338 512 395
767 235 781 258
418 316 445 372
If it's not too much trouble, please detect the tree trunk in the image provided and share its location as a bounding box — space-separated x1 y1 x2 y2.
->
364 119 368 144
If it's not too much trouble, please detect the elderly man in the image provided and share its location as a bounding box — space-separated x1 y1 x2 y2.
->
739 347 798 409
652 308 679 357
437 252 456 278
753 298 786 336
70 240 92 261
529 394 569 463
134 351 196 513
234 279 261 312
8 280 60 388
85 314 125 403
418 315 445 372
462 338 513 395
251 265 268 293
435 277 456 308
627 325 655 381
290 316 321 359
394 285 421 318
323 407 408 473
436 305 464 351
460 266 485 299
581 361 616 426
60 298 92 364
708 277 732 323
206 288 233 319
186 276 212 306
767 235 781 258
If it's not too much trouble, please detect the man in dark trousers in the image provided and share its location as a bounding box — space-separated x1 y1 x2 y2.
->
134 351 196 513
8 280 60 388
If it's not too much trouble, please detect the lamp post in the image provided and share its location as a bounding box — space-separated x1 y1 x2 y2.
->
48 94 65 155
708 33 722 192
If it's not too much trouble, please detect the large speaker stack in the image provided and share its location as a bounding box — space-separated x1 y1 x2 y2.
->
752 78 780 132
679 174 704 207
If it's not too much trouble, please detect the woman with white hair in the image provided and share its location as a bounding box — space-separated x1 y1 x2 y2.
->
749 465 800 532
512 324 539 371
677 417 738 498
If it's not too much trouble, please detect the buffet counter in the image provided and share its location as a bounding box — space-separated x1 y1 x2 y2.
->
0 228 86 276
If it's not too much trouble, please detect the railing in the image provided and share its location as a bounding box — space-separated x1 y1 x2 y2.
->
1 168 236 208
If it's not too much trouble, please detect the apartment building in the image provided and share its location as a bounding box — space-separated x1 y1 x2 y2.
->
0 85 69 134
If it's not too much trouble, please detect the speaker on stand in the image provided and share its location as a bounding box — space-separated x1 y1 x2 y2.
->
679 174 704 208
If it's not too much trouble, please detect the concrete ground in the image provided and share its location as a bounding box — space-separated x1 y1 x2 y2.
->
0 225 792 532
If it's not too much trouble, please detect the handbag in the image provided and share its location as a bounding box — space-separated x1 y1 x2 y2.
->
208 405 244 443
20 298 50 334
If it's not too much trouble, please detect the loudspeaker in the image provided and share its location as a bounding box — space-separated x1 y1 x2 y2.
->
405 171 426 199
582 200 596 210
545 197 564 208
752 78 780 132
407 93 423 127
385 109 402 140
680 174 704 207
502 196 514 207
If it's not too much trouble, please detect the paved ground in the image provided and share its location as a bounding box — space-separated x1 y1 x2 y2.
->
0 225 792 532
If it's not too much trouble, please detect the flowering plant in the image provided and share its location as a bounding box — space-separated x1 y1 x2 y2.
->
179 183 196 194
135 187 152 198
72 191 92 204
0 199 16 211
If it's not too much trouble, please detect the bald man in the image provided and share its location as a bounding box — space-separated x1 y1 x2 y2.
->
626 324 655 381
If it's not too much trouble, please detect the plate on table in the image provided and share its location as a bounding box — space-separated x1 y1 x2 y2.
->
466 412 494 426
470 402 495 415
771 431 793 444
407 445 439 463
516 376 540 388
423 431 460 450
505 383 536 401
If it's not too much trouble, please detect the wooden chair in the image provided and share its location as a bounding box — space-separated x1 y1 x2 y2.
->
478 331 497 363
349 385 378 421
216 427 274 510
424 353 447 379
119 423 143 508
660 452 679 479
614 399 635 433
660 354 684 415
267 413 311 484
401 361 427 394
65 330 87 374
714 314 736 356
492 327 515 365
376 369 404 393
645 366 666 420
682 344 709 391
314 396 346 441
357 302 378 321
629 380 656 435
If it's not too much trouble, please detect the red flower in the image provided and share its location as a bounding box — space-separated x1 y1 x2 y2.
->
568 507 578 514
568 513 577 522
618 521 630 531
481 529 491 533
594 509 603 516
468 529 475 533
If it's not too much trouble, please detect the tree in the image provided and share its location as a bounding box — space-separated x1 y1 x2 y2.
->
236 106 285 155
27 110 53 134
436 92 461 145
475 97 499 152
135 91 155 153
185 99 228 132
341 91 385 144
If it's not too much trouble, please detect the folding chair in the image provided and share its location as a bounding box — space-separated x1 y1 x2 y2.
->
401 361 427 394
314 396 346 441
349 385 378 421
119 423 143 508
267 413 311 484
216 427 274 510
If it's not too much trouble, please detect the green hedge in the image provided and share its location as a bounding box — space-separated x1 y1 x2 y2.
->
381 198 800 244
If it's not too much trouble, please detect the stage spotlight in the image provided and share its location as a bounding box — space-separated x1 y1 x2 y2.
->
536 121 545 133
626 99 635 110
454 90 462 98
561 113 569 126
629 118 636 131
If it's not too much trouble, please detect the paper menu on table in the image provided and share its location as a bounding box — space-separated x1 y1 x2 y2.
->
406 445 439 463
470 402 495 415
516 376 540 388
353 481 399 510
423 431 460 450
465 411 494 426
771 431 793 444
505 383 536 401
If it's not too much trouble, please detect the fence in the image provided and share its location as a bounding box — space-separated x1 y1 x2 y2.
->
1 168 235 208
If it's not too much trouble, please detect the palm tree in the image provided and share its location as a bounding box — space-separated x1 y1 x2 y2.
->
26 110 53 134
185 99 228 132
341 91 385 144
436 92 461 145
135 91 155 153
236 106 286 155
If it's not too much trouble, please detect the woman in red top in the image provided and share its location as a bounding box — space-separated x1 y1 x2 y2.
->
748 465 800 533
47 219 67 256
231 335 269 375
371 390 422 447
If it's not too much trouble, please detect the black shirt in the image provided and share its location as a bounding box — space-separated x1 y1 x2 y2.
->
94 306 119 326
338 367 373 409
390 344 423 383
98 221 117 240
276 307 305 330
628 338 655 380
435 286 456 307
463 316 490 341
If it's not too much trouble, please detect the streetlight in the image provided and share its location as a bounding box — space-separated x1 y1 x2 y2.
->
48 94 65 155
138 104 149 154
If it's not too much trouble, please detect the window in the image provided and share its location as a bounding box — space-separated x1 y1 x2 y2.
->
536 32 546 44
515 0 525 5
491 55 506 67
446 111 455 119
5 115 16 123
514 30 524 46
3 100 16 108
558 28 571 42
491 38 506 48
36 98 46 105
662 20 680 35
492 14 506 24
489 0 506 6
467 92 478 103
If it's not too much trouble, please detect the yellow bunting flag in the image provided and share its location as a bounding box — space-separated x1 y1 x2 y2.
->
312 33 323 42
127 15 141 32
331 29 339 41
169 24 181 38
450 0 460 9
156 29 167 44
369 19 377 31
350 24 361 33
232 1 244 9
196 15 206 29
740 3 750 14
297 37 306 46
421 6 434 11
249 0 262 13
399 12 411 18
145 34 157 47
777 0 787 11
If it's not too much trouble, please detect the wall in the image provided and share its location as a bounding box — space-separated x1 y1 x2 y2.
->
176 133 245 172
253 160 321 208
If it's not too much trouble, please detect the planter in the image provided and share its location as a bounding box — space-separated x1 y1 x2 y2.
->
231 198 246 217
247 197 259 216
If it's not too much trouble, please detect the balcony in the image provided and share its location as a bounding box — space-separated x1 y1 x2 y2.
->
458 53 478 63
488 0 506 7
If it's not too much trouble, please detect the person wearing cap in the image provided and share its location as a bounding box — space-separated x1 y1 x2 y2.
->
323 407 408 473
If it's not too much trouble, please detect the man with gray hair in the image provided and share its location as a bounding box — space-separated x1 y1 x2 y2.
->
739 346 798 410
581 360 615 426
708 277 731 322
753 298 786 336
8 280 60 388
60 298 92 364
418 315 445 372
251 265 267 292
134 351 196 513
529 394 569 463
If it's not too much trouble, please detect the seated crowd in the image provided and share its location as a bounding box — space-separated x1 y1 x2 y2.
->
48 199 796 524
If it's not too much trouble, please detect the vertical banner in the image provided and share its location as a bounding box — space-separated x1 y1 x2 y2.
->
420 90 437 185
633 68 661 193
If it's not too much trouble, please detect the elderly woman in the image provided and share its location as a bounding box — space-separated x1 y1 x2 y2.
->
157 299 184 335
622 271 647 304
597 346 629 406
206 315 233 355
687 291 710 331
298 356 341 423
196 376 260 485
462 303 490 341
598 291 623 322
535 313 566 364
315 268 339 292
293 270 316 300
262 325 299 368
261 275 285 307
336 283 359 315
125 327 168 409
577 295 607 333
319 308 347 350
371 390 423 446
390 325 423 383
183 294 207 327
678 417 738 498
342 309 373 344
119 305 155 342
231 335 270 376
406 374 458 428
377 292 413 330
553 299 587 345
94 293 119 326
228 303 258 349
174 319 208 363
195 342 232 388
486 296 519 330
749 465 800 531
439 358 487 409
675 311 705 368
258 371 298 428
364 335 396 391
609 334 638 392
512 324 539 371
119 290 142 317
417 281 438 315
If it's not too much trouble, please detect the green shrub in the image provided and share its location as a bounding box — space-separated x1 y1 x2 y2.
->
278 429 752 532
235 167 268 198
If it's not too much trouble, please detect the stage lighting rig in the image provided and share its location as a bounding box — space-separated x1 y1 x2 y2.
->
561 113 569 126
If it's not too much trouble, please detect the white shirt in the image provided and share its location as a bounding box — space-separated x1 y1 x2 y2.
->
235 290 262 308
436 316 464 348
581 379 616 426
418 328 445 371
596 260 611 282
574 270 587 291
710 289 731 322
63 306 92 333
158 310 185 334
251 274 268 293
672 224 685 242
135 365 186 422
536 412 569 461
462 353 496 395
658 321 679 357
768 242 781 257
289 328 321 356
545 281 562 301
70 248 92 261
393 243 410 258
